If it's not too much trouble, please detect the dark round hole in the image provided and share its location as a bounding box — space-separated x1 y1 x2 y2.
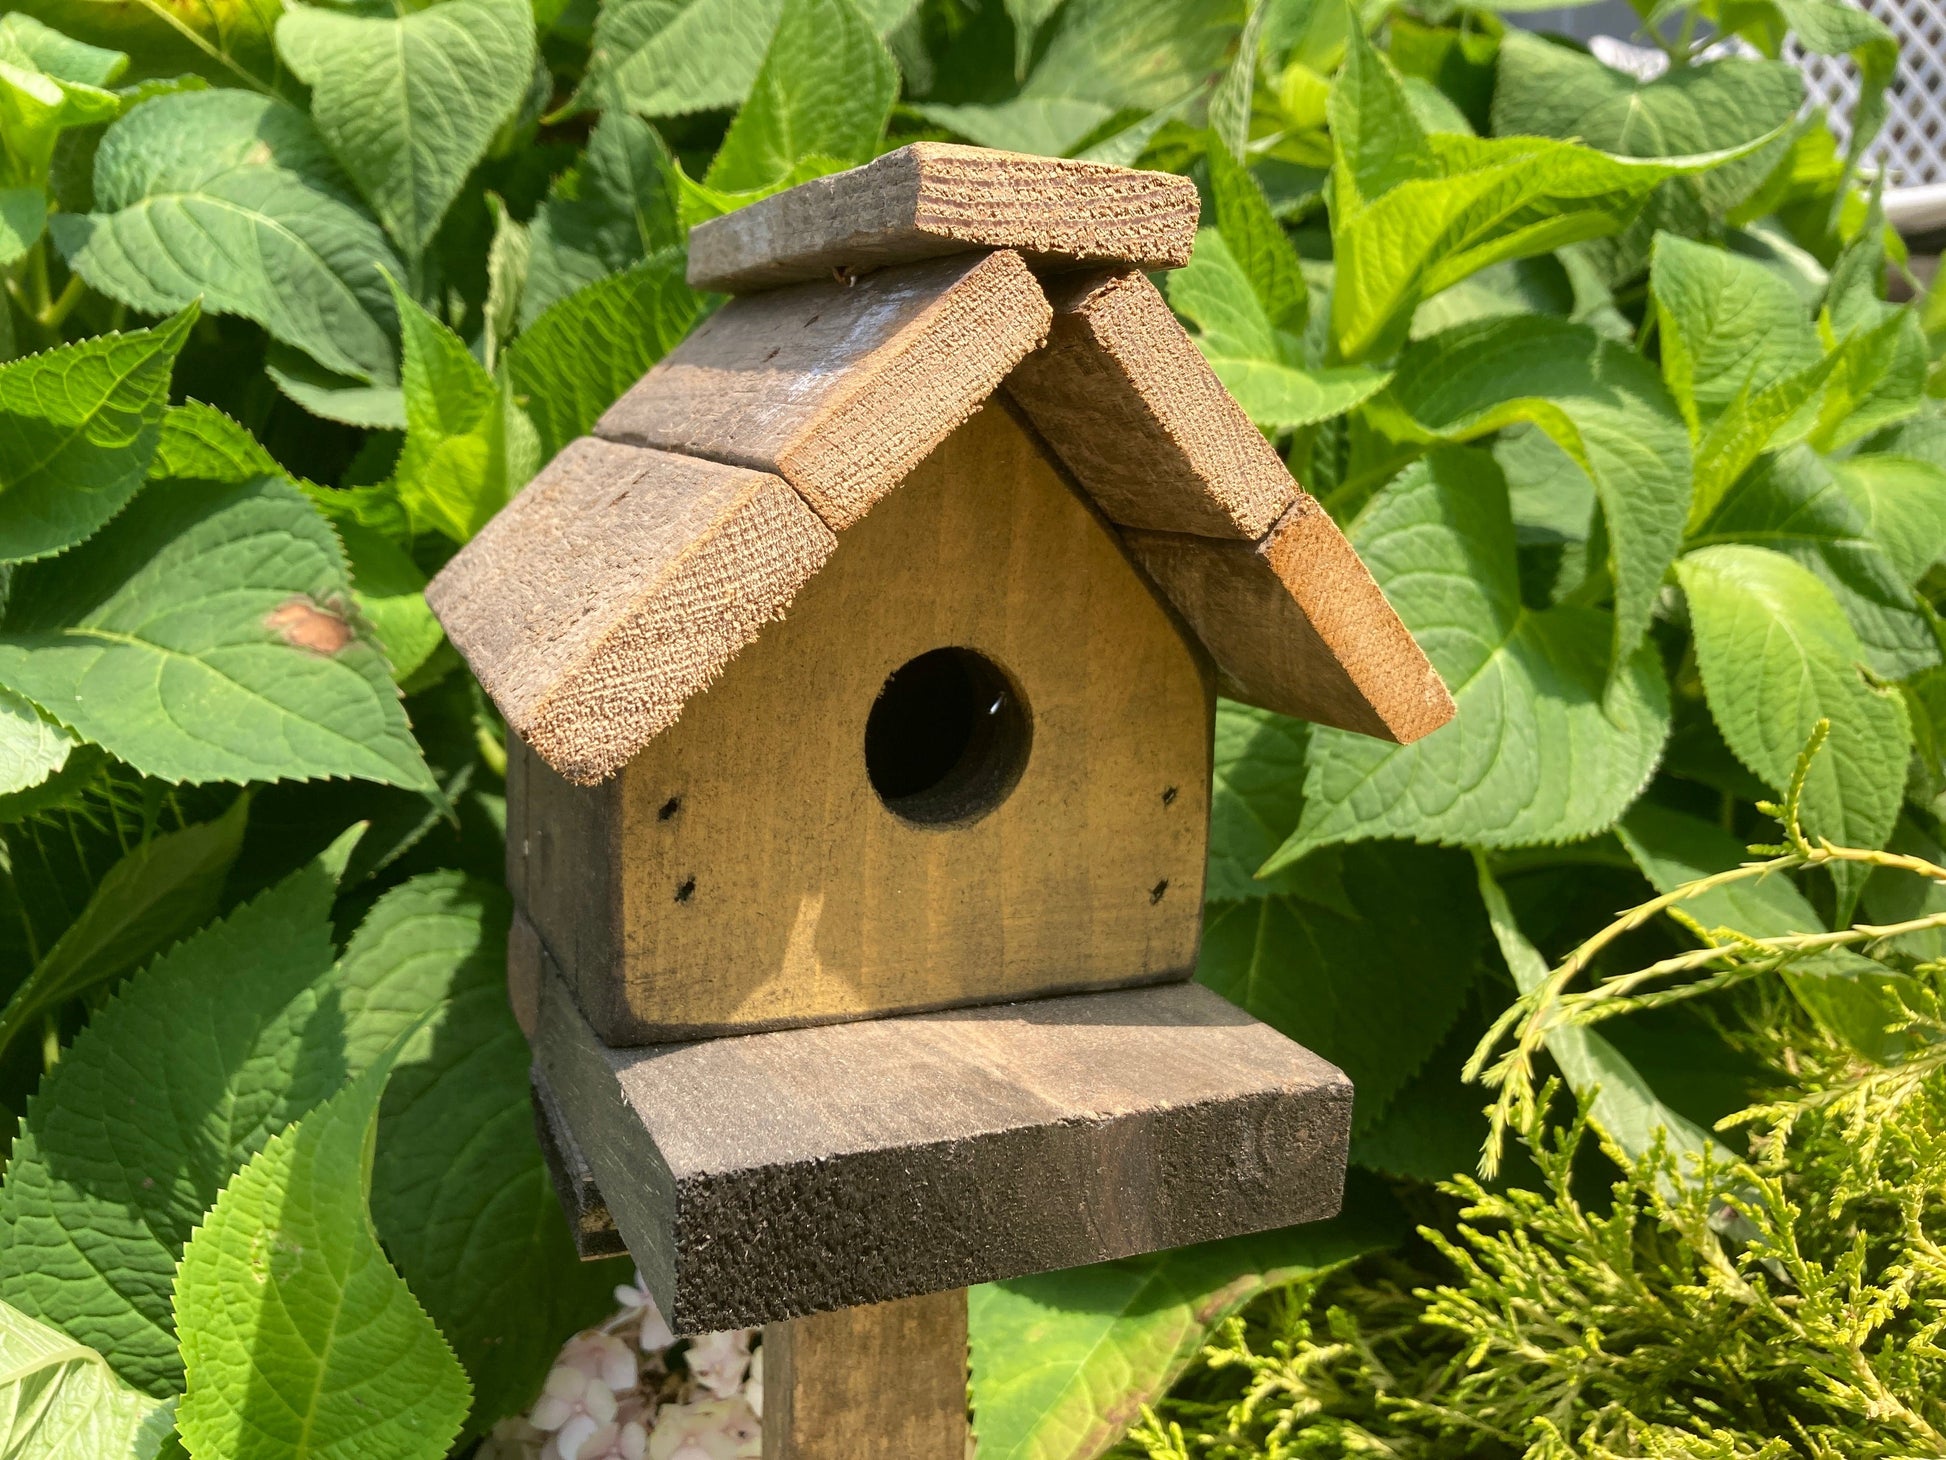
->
864 648 1030 826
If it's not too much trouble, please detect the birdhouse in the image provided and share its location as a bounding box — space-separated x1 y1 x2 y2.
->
428 143 1452 1454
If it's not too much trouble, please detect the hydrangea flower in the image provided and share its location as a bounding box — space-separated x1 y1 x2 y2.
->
613 1270 676 1352
683 1330 751 1399
646 1397 761 1459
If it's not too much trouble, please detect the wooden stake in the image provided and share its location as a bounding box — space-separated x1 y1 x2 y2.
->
761 1291 969 1459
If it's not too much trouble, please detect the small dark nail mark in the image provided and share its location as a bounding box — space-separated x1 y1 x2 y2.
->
1161 786 1178 806
1149 879 1169 905
658 796 681 821
608 490 630 508
675 876 696 903
802 312 822 327
762 346 780 362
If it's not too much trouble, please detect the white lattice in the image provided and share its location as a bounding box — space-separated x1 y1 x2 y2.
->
1792 0 1946 187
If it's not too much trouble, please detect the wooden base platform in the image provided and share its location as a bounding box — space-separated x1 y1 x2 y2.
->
534 972 1352 1332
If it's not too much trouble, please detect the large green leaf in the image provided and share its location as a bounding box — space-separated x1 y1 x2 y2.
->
0 844 348 1394
1676 544 1909 891
506 249 706 460
0 792 246 1069
1207 701 1306 901
1168 230 1389 430
1266 449 1669 870
704 0 895 195
13 0 285 94
1756 0 1896 172
1650 231 1819 434
0 308 193 564
1205 144 1307 335
0 1296 174 1459
275 0 535 263
968 1210 1396 1460
0 475 436 791
1381 314 1691 668
1692 446 1946 680
337 873 618 1435
391 289 539 543
0 688 73 798
1020 0 1243 112
0 15 122 263
53 89 403 385
1200 841 1486 1128
173 1019 472 1460
522 112 682 328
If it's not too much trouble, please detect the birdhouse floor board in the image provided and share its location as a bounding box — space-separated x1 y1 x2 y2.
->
1006 268 1297 540
534 968 1353 1332
1122 503 1457 745
531 1065 627 1261
686 142 1198 294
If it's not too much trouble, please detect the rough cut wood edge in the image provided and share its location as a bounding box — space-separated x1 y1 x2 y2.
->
427 437 836 785
535 968 1353 1331
687 142 1198 293
762 1291 969 1459
531 1064 628 1261
597 250 1051 531
1122 499 1455 743
1007 269 1297 539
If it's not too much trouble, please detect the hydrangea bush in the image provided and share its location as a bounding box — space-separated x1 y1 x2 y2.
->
0 0 1940 1455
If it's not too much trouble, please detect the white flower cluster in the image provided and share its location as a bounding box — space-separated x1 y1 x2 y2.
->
480 1273 762 1460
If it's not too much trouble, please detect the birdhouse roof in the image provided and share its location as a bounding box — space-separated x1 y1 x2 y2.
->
427 144 1454 786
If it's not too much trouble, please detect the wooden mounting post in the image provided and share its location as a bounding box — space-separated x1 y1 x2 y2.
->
762 1290 969 1458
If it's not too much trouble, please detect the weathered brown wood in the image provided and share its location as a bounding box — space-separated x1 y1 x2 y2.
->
1007 268 1296 540
513 402 1212 1046
687 142 1198 294
427 437 835 785
531 1065 627 1260
762 1290 969 1459
535 968 1352 1332
1122 500 1455 744
507 904 543 1041
597 250 1051 531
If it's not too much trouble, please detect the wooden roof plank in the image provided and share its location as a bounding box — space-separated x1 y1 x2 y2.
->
1122 500 1456 744
687 143 1198 294
426 436 835 785
596 249 1051 531
1007 268 1298 540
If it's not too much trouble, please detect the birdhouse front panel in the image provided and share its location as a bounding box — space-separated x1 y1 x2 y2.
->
511 401 1211 1045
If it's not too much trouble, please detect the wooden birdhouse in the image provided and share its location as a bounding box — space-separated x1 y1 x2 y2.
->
428 144 1452 1456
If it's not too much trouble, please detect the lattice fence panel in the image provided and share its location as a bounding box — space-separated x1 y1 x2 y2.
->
1793 0 1946 187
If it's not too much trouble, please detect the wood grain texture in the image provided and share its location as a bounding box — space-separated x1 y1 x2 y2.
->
534 969 1354 1331
531 1063 627 1261
762 1291 968 1460
428 437 836 785
687 142 1198 294
1122 499 1455 744
517 402 1212 1046
594 250 1051 531
1007 269 1296 539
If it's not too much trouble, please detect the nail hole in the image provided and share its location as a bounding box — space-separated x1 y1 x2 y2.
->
658 796 681 821
762 347 779 362
1149 879 1169 905
1161 786 1178 806
675 877 696 903
802 312 821 327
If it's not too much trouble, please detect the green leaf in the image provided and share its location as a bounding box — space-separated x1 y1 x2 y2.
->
275 0 536 263
968 1210 1397 1460
1692 446 1946 679
150 401 281 485
0 307 194 564
0 20 122 227
338 521 444 688
1169 231 1389 430
1381 314 1692 668
1326 23 1434 205
264 347 408 430
0 843 348 1394
0 475 436 791
14 0 286 95
912 98 1115 159
0 1296 174 1459
1207 700 1306 901
392 288 539 543
1650 231 1819 434
704 0 895 195
1475 855 1725 1166
173 1017 472 1460
1005 0 1067 78
1769 0 1896 171
0 687 73 797
482 193 527 373
1676 544 1909 885
54 89 403 385
338 873 618 1435
1205 144 1307 336
506 248 707 460
0 13 127 88
1020 0 1244 113
1267 449 1669 870
1200 842 1486 1127
0 792 246 1070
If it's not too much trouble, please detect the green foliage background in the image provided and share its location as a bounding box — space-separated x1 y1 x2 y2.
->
0 0 1942 1454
